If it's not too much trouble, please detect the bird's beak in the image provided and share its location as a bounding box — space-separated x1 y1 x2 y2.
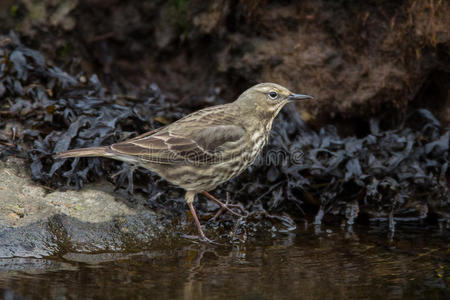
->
287 93 314 101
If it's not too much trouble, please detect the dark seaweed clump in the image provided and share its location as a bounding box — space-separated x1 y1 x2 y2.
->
0 34 449 231
236 109 449 229
0 33 186 190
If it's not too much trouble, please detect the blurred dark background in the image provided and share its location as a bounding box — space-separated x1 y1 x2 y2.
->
0 0 448 133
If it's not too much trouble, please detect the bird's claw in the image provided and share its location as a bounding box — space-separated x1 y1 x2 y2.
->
211 193 248 221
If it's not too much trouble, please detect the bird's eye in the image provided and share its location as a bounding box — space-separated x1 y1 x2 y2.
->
268 91 278 99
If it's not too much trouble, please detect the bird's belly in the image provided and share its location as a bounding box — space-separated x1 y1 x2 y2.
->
154 163 238 191
141 133 267 192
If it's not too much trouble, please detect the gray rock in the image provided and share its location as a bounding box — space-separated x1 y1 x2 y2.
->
0 157 179 258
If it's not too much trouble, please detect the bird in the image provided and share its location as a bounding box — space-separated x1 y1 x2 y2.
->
55 83 313 242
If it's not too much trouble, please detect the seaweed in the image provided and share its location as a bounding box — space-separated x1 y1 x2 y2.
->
0 33 448 231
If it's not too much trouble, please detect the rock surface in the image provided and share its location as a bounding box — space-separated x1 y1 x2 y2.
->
0 157 178 258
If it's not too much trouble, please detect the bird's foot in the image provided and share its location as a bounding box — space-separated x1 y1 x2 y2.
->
201 191 248 220
212 198 246 221
186 201 224 245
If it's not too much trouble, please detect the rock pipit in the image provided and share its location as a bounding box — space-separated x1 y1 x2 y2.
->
56 83 313 242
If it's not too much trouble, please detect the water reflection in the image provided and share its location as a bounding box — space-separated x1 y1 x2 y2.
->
0 224 448 299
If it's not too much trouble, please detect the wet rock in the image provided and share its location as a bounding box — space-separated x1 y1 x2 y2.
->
0 157 177 258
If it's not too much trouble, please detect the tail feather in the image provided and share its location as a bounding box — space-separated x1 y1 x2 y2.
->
54 146 108 159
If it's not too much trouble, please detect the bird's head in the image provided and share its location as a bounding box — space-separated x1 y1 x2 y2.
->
235 82 313 127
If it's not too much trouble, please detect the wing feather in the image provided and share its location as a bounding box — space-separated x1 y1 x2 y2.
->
110 107 247 166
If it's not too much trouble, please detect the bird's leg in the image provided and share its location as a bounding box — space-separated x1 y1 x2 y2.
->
187 202 219 244
185 191 216 244
188 202 207 240
201 191 246 219
211 192 230 221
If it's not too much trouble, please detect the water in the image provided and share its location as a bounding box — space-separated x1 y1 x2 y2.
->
0 223 448 299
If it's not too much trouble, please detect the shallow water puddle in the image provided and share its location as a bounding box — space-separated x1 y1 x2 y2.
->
0 224 448 299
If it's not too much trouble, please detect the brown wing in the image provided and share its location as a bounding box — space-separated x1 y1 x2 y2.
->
110 105 247 165
110 124 246 165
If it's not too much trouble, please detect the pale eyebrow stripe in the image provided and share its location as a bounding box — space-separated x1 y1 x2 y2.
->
259 87 280 93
